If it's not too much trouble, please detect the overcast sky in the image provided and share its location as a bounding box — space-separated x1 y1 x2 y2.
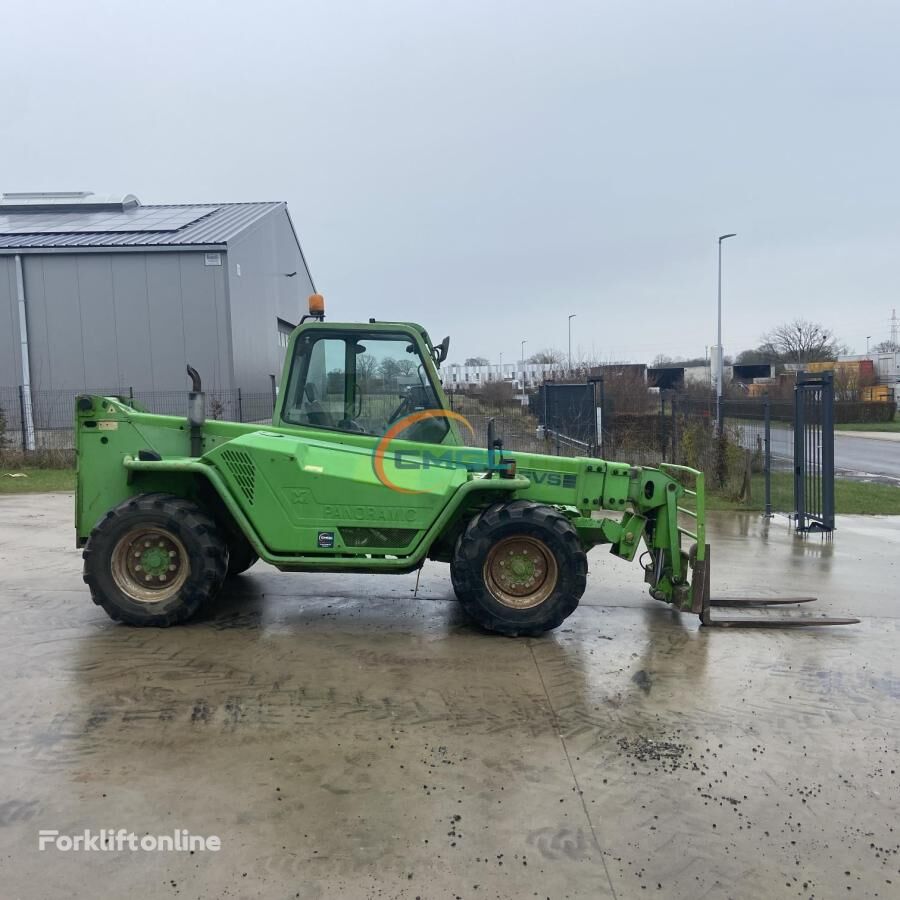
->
3 0 898 365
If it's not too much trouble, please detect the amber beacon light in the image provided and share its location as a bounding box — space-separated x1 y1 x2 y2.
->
308 294 325 318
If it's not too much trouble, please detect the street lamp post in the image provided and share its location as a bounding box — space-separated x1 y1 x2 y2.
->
716 233 737 431
568 314 576 370
521 340 527 389
866 336 872 355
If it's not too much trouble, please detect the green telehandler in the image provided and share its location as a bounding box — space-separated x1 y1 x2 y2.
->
74 296 856 633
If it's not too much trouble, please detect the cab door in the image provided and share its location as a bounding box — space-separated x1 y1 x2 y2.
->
214 329 465 556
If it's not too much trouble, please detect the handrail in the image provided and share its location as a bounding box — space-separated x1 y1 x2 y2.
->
659 463 706 562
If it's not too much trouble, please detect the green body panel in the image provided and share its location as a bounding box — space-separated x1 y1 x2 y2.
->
74 318 706 608
205 429 465 555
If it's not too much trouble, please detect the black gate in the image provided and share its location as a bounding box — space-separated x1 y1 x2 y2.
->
533 383 596 445
793 371 835 532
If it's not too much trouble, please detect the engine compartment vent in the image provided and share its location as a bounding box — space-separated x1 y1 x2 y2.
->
221 449 256 504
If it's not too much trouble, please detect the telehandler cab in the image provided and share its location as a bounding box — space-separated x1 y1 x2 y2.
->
75 296 856 633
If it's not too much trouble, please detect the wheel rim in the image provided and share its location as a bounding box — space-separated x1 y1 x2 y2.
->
483 535 558 610
110 526 190 604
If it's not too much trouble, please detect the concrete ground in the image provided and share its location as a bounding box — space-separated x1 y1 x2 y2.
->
0 493 898 900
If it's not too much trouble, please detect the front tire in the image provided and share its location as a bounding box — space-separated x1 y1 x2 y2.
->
450 501 587 636
83 493 227 626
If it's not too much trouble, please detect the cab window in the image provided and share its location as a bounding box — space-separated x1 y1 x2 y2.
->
282 333 449 442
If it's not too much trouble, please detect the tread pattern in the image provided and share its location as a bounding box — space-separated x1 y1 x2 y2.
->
450 500 587 636
83 493 227 627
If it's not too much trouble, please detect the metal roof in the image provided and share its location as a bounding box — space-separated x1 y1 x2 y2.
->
0 201 284 249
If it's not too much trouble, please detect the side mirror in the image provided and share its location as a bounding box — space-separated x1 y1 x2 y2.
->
434 336 450 365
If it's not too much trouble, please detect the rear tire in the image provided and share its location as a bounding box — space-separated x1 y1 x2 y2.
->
83 493 227 626
450 500 587 636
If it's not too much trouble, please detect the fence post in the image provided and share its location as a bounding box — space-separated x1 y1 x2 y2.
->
763 394 772 518
671 397 679 464
237 387 243 422
821 372 835 531
794 373 806 530
659 395 667 459
18 384 27 452
599 378 606 457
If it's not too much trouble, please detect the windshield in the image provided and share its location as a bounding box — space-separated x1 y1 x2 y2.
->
281 331 449 442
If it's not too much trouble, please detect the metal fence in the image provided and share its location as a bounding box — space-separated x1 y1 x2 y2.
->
793 372 835 531
0 382 842 525
667 396 791 516
447 391 551 455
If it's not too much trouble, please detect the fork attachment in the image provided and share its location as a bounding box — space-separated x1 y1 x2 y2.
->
692 544 859 628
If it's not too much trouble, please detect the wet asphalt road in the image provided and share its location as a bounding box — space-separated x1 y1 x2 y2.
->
0 493 898 899
762 424 900 482
834 432 900 482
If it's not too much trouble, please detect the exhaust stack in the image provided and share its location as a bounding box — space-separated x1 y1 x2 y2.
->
186 365 205 457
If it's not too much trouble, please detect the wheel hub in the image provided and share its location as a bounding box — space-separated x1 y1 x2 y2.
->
111 527 189 603
484 536 558 609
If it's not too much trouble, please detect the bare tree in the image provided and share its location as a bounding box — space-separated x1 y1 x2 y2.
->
832 362 877 401
652 353 708 368
872 340 900 353
528 348 565 365
736 346 779 365
761 319 845 365
378 357 410 383
464 356 490 366
356 354 380 386
604 369 653 415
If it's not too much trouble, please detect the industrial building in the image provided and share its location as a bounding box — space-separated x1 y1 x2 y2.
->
442 361 558 391
0 191 315 396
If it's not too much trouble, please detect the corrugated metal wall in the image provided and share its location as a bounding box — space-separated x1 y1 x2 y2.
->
0 256 19 386
225 207 314 392
1 250 231 393
0 206 313 396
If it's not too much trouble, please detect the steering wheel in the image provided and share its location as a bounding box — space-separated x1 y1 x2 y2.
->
387 394 412 425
